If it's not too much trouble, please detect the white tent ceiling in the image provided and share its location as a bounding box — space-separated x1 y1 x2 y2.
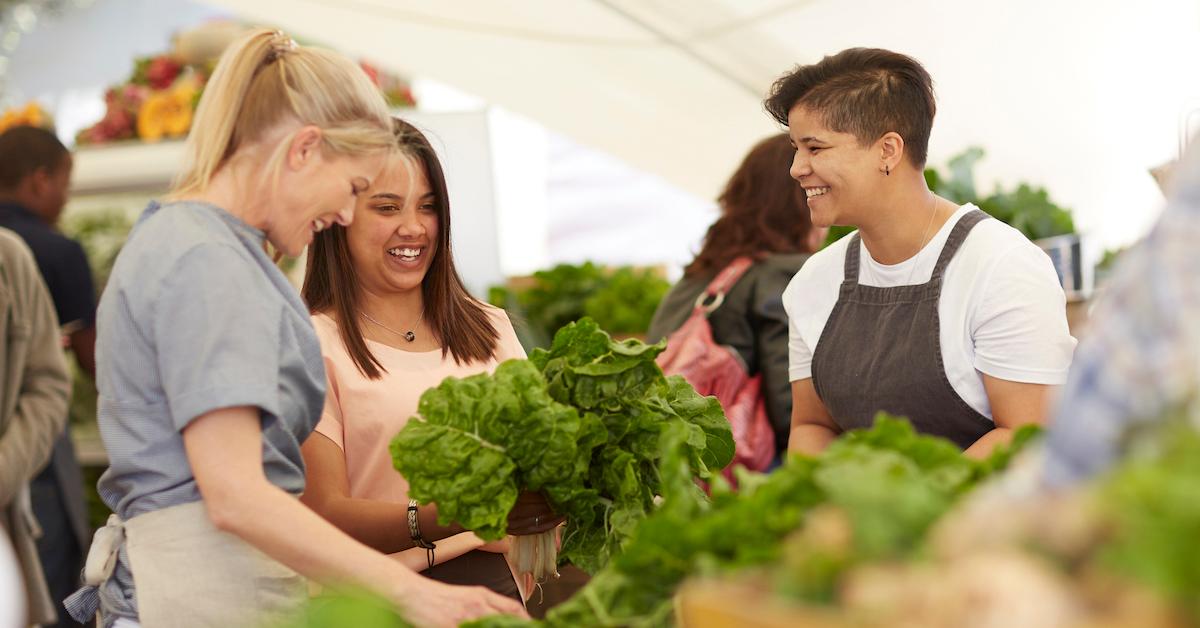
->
199 0 1200 255
199 0 808 201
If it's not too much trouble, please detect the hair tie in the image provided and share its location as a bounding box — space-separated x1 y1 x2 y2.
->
264 30 297 64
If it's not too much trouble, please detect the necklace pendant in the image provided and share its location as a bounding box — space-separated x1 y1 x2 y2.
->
404 331 416 342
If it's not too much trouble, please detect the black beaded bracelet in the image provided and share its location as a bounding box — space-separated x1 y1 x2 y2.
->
407 499 436 569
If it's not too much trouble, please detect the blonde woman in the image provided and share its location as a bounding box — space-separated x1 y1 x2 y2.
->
64 29 525 628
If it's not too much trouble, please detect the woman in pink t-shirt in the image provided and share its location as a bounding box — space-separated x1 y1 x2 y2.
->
299 118 560 600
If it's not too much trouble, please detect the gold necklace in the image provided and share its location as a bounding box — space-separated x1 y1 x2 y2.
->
361 309 424 343
905 195 941 285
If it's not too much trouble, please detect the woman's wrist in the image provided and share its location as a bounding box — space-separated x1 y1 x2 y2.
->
408 500 438 568
414 503 464 542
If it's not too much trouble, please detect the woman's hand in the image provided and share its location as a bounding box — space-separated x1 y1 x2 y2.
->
396 579 527 627
478 535 511 554
506 491 565 536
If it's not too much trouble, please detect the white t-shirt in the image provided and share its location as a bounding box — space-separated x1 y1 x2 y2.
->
782 203 1076 420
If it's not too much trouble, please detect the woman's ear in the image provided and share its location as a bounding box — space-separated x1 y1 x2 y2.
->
878 132 905 175
287 125 324 171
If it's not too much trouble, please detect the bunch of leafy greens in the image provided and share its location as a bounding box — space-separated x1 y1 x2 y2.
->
391 318 734 575
465 416 1039 628
772 420 1041 603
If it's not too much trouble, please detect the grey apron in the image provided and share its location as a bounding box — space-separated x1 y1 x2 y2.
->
811 209 994 449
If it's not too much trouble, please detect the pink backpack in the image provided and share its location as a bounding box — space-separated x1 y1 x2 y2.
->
656 257 776 478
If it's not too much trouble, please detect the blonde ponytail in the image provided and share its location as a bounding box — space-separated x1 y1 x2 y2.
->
171 28 393 197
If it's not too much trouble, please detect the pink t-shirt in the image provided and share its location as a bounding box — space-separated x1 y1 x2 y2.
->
311 308 526 502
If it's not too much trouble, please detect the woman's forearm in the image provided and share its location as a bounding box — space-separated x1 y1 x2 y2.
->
306 494 464 554
391 532 486 572
212 475 424 601
185 407 423 603
963 427 1012 460
788 423 838 456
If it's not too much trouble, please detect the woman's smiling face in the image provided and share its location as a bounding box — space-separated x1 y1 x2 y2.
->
787 105 883 229
346 155 440 297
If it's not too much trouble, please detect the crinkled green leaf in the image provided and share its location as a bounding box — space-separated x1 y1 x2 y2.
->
394 318 732 579
500 413 1040 628
390 421 517 540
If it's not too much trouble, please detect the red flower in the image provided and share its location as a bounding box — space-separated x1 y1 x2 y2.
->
145 56 183 90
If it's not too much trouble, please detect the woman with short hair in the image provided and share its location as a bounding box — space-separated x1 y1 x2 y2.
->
765 48 1075 458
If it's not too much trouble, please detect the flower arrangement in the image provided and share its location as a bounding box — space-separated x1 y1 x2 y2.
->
76 22 418 146
75 50 209 145
0 101 53 134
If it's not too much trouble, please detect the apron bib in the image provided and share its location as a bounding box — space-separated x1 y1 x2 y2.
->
811 209 994 449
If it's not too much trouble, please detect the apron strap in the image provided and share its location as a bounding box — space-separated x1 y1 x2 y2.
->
843 234 863 285
931 209 990 279
64 513 126 623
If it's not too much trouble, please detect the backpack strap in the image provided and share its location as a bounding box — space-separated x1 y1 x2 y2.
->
694 256 756 314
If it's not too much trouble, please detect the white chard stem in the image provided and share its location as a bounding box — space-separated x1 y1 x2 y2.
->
509 529 560 582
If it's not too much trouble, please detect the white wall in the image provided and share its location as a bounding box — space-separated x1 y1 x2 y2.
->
764 0 1200 256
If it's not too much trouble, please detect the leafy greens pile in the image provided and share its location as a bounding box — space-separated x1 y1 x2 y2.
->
488 263 670 348
391 318 735 574
465 416 1040 628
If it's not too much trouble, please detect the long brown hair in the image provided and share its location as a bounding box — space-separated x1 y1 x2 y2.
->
302 118 500 378
684 133 816 278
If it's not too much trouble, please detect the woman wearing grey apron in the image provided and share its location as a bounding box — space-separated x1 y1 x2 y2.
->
64 29 525 628
763 48 1076 458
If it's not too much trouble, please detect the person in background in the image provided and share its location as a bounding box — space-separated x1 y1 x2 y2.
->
765 48 1075 459
301 118 559 603
0 125 93 628
63 29 524 628
647 133 825 459
1043 142 1200 486
0 226 72 627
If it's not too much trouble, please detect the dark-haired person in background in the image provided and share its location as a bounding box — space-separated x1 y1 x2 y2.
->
765 48 1075 459
647 133 825 458
0 125 92 628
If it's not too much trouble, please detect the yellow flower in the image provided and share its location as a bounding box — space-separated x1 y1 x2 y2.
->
137 84 195 142
0 102 50 134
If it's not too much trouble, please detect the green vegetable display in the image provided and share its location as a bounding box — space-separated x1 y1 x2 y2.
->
464 416 1038 628
390 318 735 576
488 263 670 349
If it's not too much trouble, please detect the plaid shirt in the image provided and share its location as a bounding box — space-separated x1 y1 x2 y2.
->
1044 145 1200 486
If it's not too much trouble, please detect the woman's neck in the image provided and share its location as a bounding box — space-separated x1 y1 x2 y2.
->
186 163 272 233
357 285 424 329
856 186 952 265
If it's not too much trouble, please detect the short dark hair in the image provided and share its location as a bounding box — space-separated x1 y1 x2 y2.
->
0 126 68 190
764 48 936 168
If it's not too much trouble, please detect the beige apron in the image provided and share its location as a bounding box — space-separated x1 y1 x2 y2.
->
83 501 306 628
